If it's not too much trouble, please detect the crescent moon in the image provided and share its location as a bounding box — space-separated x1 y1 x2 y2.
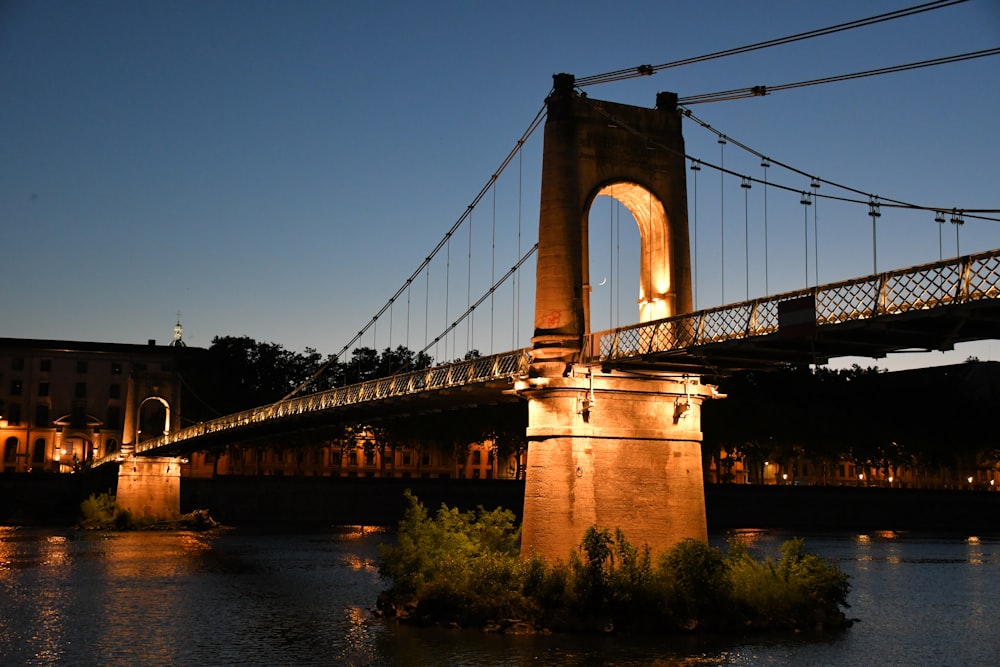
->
598 277 607 286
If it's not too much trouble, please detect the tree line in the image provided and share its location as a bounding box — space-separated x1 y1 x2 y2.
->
702 360 998 486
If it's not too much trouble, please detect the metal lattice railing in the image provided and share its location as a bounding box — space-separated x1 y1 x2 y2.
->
589 248 1000 363
123 349 531 458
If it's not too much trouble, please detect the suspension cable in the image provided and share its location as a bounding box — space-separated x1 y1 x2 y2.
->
678 47 1000 105
677 106 1000 221
282 104 546 400
575 1 968 87
719 135 726 304
421 244 539 356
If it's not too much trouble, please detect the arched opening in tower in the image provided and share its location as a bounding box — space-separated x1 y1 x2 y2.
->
586 181 672 334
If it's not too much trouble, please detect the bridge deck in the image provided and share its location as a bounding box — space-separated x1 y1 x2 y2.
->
98 248 1000 463
595 248 1000 372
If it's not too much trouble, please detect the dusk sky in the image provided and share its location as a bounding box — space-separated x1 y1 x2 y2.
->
2 0 998 371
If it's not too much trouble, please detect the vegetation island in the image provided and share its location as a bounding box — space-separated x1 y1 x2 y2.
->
375 492 851 636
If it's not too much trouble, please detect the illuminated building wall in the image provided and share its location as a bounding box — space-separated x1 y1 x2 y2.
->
0 337 199 473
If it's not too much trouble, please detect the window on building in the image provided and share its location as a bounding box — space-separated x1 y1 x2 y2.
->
106 439 119 453
7 404 20 426
402 452 412 465
40 359 51 372
76 360 88 374
349 451 358 466
74 382 86 398
32 438 46 464
34 405 49 428
38 382 49 397
9 380 22 396
111 362 122 375
473 469 481 479
364 451 375 466
106 407 120 429
472 450 482 465
421 453 430 466
109 384 121 399
3 437 17 462
486 469 493 479
331 452 342 466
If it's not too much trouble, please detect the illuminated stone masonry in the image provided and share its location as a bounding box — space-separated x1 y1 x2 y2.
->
518 367 716 562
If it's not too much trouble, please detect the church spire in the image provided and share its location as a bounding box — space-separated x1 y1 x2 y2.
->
170 312 187 347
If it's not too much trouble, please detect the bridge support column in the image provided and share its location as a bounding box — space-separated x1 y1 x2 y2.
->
116 453 182 521
518 368 716 562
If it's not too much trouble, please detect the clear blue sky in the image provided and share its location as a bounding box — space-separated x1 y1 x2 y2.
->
2 0 998 370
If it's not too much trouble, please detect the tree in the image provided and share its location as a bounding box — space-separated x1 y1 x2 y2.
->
205 336 328 412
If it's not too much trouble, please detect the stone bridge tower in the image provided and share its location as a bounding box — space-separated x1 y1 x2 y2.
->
518 74 716 561
116 369 184 521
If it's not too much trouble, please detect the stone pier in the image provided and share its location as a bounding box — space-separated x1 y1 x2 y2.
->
519 368 714 561
116 454 182 521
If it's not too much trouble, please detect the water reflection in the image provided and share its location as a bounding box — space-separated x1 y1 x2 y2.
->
1 527 999 666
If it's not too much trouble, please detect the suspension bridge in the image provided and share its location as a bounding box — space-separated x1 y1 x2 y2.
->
100 3 999 559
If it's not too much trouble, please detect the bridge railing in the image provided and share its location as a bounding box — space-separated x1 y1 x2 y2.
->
589 248 1000 362
122 348 531 458
106 248 999 462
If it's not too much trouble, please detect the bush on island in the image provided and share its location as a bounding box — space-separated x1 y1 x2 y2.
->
376 490 851 635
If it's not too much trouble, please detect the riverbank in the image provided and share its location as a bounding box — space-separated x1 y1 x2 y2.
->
3 472 1000 533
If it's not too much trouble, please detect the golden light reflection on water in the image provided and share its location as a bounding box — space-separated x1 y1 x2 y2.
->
0 526 15 571
334 525 389 540
40 535 71 567
343 554 378 572
178 532 213 553
726 528 768 549
967 536 984 564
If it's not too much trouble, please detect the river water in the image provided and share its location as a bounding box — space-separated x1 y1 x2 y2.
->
1 526 998 666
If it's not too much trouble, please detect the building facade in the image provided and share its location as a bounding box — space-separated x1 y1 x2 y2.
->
183 438 522 480
0 336 197 473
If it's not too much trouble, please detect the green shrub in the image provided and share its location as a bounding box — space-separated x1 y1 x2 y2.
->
657 538 732 626
726 537 850 627
79 491 120 529
377 493 851 634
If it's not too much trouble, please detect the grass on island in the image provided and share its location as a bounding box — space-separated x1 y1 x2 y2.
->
78 491 218 531
376 491 851 635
